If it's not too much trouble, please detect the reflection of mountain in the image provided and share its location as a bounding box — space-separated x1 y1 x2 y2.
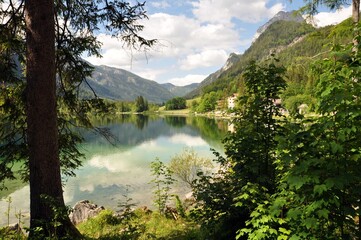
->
0 115 227 225
83 115 226 152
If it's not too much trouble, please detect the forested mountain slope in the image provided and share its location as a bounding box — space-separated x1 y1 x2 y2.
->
187 16 354 100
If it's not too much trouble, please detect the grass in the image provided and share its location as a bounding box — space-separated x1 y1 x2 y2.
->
77 208 203 240
0 227 26 240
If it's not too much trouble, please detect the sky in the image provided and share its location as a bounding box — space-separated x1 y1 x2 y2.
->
84 0 353 86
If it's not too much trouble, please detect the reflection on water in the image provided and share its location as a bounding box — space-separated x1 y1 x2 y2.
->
0 115 227 226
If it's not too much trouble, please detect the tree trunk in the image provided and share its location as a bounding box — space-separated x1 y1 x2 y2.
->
352 0 360 23
24 0 81 238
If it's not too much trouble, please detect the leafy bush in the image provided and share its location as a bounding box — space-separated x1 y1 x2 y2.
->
149 158 176 214
165 97 186 110
169 147 213 189
283 94 316 115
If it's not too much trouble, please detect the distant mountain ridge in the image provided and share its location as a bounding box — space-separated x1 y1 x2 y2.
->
161 82 199 97
85 65 198 103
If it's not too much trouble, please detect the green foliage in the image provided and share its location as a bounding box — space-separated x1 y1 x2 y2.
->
24 195 79 239
0 83 28 182
135 96 149 112
149 158 176 214
173 195 186 218
0 227 26 240
77 209 123 238
194 16 355 115
196 91 218 113
283 94 316 115
190 99 199 111
114 101 133 113
296 0 355 21
118 185 137 215
0 0 156 184
241 27 361 240
165 97 187 110
191 57 287 239
140 211 203 239
168 147 213 189
198 20 314 99
78 208 203 240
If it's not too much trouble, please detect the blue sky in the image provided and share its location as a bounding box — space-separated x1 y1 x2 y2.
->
85 0 352 86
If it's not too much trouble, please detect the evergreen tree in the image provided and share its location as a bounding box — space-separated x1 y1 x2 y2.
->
0 0 155 238
296 0 360 23
135 95 148 112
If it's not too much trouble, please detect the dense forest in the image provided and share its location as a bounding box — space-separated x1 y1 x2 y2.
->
192 18 355 115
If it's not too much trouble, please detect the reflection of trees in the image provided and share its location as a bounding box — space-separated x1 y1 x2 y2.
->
83 115 227 152
135 114 149 130
188 117 228 142
164 116 186 128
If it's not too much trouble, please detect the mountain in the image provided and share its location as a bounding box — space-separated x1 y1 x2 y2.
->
187 12 355 102
186 11 315 98
254 10 304 40
84 65 175 103
186 53 241 98
161 83 199 97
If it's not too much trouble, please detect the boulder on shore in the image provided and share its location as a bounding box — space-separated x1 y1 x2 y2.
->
69 200 105 225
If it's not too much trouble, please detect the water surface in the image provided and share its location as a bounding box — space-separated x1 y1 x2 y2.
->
0 115 228 226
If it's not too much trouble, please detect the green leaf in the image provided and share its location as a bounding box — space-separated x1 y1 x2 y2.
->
330 141 343 153
317 209 329 219
279 227 291 235
313 184 328 196
304 217 317 229
287 208 302 220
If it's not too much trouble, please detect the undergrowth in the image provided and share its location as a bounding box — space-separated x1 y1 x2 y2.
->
77 208 203 240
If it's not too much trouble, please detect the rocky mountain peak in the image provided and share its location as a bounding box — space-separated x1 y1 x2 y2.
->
254 10 304 40
222 53 242 71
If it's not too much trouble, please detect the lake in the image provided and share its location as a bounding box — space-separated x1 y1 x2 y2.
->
0 115 228 226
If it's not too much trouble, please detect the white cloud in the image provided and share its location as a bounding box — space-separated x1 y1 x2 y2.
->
133 68 167 80
311 6 351 27
150 0 170 9
84 34 134 67
191 0 284 24
180 49 228 70
84 1 289 85
169 134 208 146
168 74 207 86
85 12 243 82
140 13 242 56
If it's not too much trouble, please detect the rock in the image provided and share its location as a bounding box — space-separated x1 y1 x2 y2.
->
165 206 179 220
8 223 20 231
139 206 152 214
69 200 105 225
185 192 193 200
184 192 196 210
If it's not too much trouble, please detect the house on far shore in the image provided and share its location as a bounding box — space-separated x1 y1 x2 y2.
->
227 93 239 109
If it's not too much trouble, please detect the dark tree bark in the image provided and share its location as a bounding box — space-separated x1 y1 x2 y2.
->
24 0 81 238
352 0 360 23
